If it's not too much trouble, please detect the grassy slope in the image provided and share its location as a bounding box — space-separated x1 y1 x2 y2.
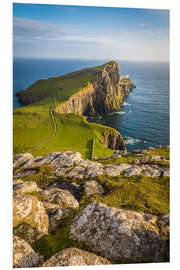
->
13 64 118 157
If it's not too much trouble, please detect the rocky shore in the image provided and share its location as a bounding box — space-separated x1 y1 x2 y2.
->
13 146 170 267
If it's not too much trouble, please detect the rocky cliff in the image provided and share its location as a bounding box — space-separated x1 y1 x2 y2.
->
16 61 135 117
56 61 135 117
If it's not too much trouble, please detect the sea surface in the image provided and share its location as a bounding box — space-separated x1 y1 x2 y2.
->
13 58 169 152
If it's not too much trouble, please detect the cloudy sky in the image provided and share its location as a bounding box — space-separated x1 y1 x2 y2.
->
13 3 169 62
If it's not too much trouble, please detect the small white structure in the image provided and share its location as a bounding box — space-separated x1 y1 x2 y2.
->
120 74 129 80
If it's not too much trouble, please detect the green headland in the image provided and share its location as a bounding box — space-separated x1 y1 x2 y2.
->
14 61 134 158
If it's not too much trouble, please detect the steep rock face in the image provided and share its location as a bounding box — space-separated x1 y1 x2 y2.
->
56 61 134 117
100 130 126 151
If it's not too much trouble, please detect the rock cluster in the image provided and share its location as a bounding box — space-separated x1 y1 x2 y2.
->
13 151 170 180
13 148 170 267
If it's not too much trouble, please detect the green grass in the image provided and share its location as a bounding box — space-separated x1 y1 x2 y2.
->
93 137 114 159
146 147 170 159
92 175 169 215
14 110 116 158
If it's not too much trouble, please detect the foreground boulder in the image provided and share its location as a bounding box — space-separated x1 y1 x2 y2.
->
13 236 39 268
70 202 169 263
42 248 110 267
13 194 49 243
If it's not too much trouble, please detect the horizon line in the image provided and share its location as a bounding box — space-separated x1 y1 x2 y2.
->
13 57 169 63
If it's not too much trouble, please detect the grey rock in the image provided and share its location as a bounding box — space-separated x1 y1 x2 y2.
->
46 181 82 201
105 163 131 176
151 155 162 161
40 188 79 209
13 180 41 195
13 222 44 245
13 194 49 235
13 236 39 268
14 169 37 179
157 213 170 239
84 180 104 196
70 202 169 263
42 248 110 267
50 151 82 168
13 153 33 169
47 208 70 233
123 166 142 176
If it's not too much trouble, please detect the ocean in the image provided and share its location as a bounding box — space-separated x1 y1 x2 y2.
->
13 58 169 152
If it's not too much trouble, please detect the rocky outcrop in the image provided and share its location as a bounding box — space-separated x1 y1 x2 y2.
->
70 202 169 263
100 129 126 151
13 151 170 179
13 236 40 268
42 248 111 267
16 61 135 118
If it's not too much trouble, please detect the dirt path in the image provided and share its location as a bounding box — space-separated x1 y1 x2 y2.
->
23 103 57 153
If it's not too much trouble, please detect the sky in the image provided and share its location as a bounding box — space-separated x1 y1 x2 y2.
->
13 3 170 62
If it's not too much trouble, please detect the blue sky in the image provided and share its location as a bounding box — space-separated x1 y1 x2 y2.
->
13 3 169 62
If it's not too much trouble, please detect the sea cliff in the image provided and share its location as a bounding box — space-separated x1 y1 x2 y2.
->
16 61 135 117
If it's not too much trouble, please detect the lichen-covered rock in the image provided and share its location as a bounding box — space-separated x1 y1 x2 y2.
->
21 152 59 169
13 236 39 268
105 163 131 176
13 222 45 245
78 160 104 178
157 213 170 239
40 188 79 209
84 180 104 196
123 166 142 176
51 151 82 168
70 202 169 263
46 181 82 201
42 248 111 267
13 194 49 235
142 167 162 177
14 169 37 179
13 153 33 168
13 180 41 195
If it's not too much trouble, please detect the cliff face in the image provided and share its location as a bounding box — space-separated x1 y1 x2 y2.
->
100 130 127 151
55 61 135 117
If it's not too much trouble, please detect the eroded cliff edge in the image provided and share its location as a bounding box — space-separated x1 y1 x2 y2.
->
55 61 135 117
